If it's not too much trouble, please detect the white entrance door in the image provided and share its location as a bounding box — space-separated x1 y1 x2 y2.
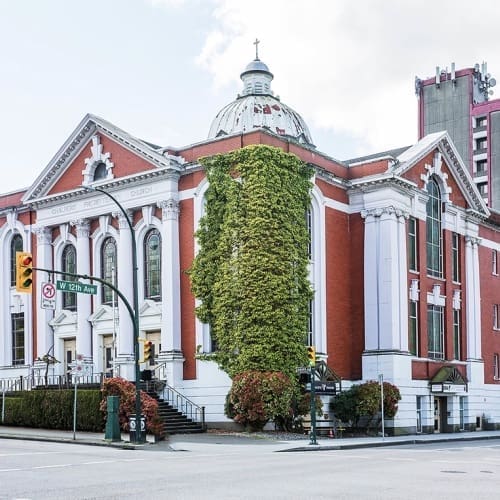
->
64 338 76 379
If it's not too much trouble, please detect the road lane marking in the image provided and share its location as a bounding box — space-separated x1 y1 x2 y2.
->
33 464 72 469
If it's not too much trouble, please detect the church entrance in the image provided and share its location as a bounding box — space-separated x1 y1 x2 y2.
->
433 396 447 433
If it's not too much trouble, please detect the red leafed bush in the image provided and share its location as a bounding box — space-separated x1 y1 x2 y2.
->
100 377 164 436
225 370 296 431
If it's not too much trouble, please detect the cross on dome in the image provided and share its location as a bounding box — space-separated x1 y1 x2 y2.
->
253 38 260 60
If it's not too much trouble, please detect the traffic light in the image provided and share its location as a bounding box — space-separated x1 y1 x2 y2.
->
143 341 153 363
16 251 33 293
307 346 316 366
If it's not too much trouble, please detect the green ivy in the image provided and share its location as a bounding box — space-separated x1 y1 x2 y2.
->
190 145 314 379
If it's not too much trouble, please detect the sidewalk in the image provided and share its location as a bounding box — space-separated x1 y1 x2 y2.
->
1 425 500 452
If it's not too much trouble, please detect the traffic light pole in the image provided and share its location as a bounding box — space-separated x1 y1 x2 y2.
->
81 185 143 444
309 364 317 445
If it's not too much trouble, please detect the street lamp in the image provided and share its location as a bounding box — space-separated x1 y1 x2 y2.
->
83 185 143 443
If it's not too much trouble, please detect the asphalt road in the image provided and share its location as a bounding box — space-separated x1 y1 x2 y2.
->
1 438 499 499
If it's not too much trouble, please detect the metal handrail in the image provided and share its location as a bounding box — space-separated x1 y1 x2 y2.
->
161 383 206 429
143 362 205 428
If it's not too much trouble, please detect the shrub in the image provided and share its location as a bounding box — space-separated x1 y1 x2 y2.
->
331 380 401 432
100 377 164 436
226 370 296 431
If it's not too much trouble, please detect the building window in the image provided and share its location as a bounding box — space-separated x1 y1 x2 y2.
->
62 244 77 311
453 309 461 360
101 237 117 305
475 137 487 151
144 229 161 301
475 159 487 175
477 182 488 197
10 234 23 286
306 208 312 260
11 313 24 365
409 301 418 356
494 354 500 380
408 217 418 272
307 300 314 347
494 305 500 330
459 397 466 430
93 161 107 181
427 305 444 359
416 396 423 433
426 178 443 278
493 250 498 275
451 233 460 283
475 116 487 128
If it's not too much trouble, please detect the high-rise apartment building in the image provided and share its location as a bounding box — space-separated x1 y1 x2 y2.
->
416 63 500 209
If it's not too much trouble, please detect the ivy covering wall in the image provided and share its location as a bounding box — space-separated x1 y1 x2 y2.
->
190 145 314 379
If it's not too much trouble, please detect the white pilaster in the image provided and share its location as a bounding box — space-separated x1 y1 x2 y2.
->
158 198 181 352
465 236 482 360
114 211 135 369
34 226 54 357
156 171 184 386
71 219 92 360
362 206 409 351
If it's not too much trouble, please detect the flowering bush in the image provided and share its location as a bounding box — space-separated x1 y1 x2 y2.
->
226 370 296 431
100 377 164 437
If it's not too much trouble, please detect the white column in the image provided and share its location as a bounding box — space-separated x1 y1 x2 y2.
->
465 236 482 360
34 226 54 358
114 211 135 359
71 219 92 360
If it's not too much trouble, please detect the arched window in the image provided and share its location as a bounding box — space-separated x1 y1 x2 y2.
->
144 229 161 301
101 237 117 305
62 244 77 311
10 234 23 286
93 161 107 181
426 177 442 278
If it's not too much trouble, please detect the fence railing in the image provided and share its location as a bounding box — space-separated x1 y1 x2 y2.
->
0 373 105 392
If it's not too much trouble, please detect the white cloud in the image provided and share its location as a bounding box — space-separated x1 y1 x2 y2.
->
196 0 500 157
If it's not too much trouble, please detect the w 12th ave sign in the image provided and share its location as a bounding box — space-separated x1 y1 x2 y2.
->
57 279 97 295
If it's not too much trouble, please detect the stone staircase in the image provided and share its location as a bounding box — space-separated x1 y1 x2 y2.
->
140 382 205 435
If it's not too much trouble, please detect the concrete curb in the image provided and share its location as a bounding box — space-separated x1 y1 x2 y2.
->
0 432 171 450
279 433 500 452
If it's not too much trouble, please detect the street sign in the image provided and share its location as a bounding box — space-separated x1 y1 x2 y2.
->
56 280 97 295
41 282 56 309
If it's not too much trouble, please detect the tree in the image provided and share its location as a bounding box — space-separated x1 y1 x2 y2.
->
189 145 314 380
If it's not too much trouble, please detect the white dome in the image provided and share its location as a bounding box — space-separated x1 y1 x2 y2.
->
208 57 314 146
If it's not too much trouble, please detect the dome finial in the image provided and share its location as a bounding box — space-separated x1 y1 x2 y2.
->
253 38 260 60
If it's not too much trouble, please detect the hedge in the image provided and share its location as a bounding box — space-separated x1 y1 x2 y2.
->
1 389 104 432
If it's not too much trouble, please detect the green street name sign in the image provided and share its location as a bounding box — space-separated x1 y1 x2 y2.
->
56 280 97 295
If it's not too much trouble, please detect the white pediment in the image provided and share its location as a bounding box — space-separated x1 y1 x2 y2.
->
22 113 185 204
394 131 489 217
139 299 162 317
88 304 115 323
49 309 77 327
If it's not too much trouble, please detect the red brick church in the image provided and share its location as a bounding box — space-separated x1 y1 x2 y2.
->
1 49 499 434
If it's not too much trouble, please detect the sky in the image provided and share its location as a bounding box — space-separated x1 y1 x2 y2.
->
2 0 500 194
